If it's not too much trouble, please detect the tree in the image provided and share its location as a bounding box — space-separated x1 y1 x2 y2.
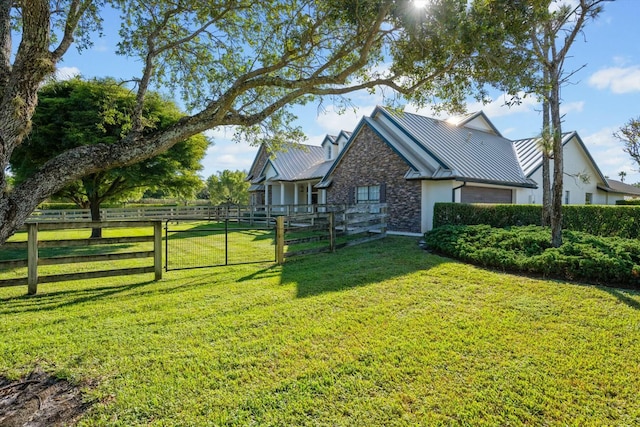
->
0 1 536 244
535 1 606 247
475 0 606 246
618 171 627 183
10 78 208 237
206 170 250 205
615 117 640 172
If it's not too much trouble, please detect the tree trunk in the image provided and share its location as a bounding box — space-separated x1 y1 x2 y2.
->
549 75 563 248
541 97 551 227
89 197 102 238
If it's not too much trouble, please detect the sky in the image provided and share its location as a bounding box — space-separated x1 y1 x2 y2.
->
56 0 640 184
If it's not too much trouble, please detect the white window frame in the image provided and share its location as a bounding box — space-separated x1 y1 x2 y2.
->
356 185 380 204
585 192 593 205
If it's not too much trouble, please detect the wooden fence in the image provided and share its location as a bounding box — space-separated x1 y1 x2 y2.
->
0 221 162 295
27 204 344 222
276 204 387 263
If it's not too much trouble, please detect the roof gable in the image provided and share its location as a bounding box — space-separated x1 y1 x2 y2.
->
257 144 328 181
319 106 535 189
374 107 533 187
447 111 502 137
513 132 608 185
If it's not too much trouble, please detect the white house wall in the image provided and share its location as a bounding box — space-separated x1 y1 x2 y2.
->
515 135 619 205
421 180 453 232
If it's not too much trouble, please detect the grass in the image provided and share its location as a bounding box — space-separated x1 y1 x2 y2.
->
1 236 640 425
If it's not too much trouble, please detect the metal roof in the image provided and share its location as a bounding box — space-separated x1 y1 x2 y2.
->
266 144 328 181
600 178 640 196
512 133 573 177
375 107 535 187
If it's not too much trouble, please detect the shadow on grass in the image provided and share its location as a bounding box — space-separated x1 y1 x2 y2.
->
600 286 640 310
165 221 274 242
280 236 447 298
0 268 255 316
0 280 156 315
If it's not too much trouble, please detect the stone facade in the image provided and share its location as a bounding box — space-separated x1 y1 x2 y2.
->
326 125 422 233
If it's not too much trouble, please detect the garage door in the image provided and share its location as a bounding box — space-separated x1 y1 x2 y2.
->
461 186 512 204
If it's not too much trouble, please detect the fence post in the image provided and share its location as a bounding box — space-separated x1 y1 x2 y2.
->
329 212 336 252
27 223 38 295
276 216 285 265
154 221 162 280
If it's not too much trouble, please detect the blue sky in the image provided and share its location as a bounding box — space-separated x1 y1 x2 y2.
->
57 0 640 183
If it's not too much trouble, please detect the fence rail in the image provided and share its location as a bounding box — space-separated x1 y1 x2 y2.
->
277 204 387 263
27 204 343 222
0 220 162 294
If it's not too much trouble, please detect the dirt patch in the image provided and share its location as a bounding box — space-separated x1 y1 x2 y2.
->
0 369 93 427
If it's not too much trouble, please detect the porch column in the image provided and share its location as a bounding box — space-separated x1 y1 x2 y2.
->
265 183 269 207
280 182 285 206
294 182 299 208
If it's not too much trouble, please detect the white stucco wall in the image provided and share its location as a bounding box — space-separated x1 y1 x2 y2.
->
515 136 614 205
421 180 453 232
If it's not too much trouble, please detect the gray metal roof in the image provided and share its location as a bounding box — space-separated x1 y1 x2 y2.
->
600 178 640 196
266 144 328 181
512 133 573 177
375 107 535 187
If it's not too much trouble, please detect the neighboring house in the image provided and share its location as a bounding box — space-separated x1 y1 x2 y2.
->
248 106 640 233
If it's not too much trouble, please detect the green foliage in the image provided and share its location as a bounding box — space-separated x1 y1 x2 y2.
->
206 170 250 205
10 78 209 216
424 225 640 288
434 203 640 239
615 116 640 168
433 203 542 228
616 199 640 205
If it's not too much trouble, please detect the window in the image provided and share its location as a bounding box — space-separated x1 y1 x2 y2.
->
356 185 380 203
564 190 570 205
325 144 332 160
585 192 593 205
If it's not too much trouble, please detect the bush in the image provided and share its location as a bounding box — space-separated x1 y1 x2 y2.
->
433 203 640 239
424 225 640 288
615 199 640 205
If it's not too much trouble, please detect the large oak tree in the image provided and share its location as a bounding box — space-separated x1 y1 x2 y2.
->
10 78 208 237
0 0 532 244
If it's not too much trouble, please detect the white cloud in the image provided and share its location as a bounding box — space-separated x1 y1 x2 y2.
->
465 92 540 118
560 101 584 115
549 0 579 13
582 127 640 183
314 104 373 134
54 66 80 81
204 125 238 141
588 66 640 94
582 126 618 148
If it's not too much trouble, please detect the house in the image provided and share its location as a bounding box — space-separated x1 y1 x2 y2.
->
247 106 640 233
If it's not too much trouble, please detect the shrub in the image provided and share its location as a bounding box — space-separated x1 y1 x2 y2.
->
616 199 640 205
424 225 640 288
433 203 640 239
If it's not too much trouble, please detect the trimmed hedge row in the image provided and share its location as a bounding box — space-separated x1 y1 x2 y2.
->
424 225 640 288
433 203 640 239
616 199 640 205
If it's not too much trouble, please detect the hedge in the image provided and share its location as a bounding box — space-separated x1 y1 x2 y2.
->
433 203 640 239
424 225 640 288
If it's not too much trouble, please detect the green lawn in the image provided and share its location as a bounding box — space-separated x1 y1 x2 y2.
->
1 236 639 425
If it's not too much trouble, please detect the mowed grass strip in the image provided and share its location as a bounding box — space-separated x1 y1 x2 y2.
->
0 236 639 426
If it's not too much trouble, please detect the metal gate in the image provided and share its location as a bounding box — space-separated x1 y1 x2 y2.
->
164 219 276 271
